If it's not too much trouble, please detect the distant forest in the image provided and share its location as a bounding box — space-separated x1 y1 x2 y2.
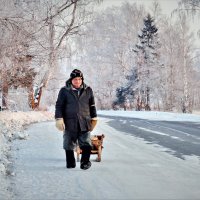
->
0 0 199 113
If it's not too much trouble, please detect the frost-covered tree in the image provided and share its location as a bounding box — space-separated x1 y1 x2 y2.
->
177 0 200 37
132 14 160 111
72 2 145 109
0 0 38 109
114 69 137 110
159 12 196 113
175 13 195 113
0 0 101 110
22 0 99 108
65 1 199 112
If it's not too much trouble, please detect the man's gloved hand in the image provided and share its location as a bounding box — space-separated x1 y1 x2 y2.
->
90 118 97 131
55 118 65 131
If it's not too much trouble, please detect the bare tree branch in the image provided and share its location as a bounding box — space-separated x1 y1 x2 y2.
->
56 1 77 50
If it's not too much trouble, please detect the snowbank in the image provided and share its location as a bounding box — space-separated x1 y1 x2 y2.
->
98 110 200 122
0 111 54 175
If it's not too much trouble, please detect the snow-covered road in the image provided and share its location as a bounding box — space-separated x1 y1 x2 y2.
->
11 118 200 200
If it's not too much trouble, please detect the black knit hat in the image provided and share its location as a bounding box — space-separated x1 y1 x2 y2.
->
70 69 84 80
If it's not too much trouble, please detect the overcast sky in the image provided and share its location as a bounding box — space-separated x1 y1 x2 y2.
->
99 0 179 15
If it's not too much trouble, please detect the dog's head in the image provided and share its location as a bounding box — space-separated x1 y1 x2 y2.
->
91 134 105 147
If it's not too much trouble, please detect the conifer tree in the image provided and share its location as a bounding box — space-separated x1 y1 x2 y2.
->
132 13 160 111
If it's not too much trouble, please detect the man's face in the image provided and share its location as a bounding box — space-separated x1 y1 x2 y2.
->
71 77 82 88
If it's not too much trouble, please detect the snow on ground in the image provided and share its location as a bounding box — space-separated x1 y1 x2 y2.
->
98 110 200 122
9 116 200 199
1 109 200 174
0 111 53 175
98 110 200 164
1 109 200 176
0 111 54 199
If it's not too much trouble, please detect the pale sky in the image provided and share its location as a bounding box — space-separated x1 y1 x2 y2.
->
99 0 179 15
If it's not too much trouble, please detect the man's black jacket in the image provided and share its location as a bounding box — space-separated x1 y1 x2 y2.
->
55 82 97 132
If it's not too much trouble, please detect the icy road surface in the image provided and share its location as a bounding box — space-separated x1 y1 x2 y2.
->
11 118 200 200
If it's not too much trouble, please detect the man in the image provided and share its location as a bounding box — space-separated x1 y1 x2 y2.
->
55 69 97 170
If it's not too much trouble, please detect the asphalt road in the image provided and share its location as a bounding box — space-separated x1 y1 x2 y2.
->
99 114 200 160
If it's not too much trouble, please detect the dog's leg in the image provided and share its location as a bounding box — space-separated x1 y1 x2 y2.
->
76 146 80 162
96 146 102 162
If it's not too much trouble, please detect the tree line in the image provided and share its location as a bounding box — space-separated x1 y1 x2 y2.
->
72 0 200 113
0 0 199 113
0 0 99 110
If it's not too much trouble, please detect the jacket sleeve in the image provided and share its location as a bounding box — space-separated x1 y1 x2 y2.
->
55 88 65 119
89 88 97 118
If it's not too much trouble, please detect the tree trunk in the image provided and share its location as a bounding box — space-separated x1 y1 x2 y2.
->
182 48 190 113
2 80 8 109
145 86 151 111
37 18 57 108
169 64 175 111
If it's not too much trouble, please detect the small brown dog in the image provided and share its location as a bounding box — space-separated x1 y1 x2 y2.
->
76 134 105 162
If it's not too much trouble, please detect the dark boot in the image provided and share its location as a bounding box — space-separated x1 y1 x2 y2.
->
65 150 76 168
80 146 92 170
